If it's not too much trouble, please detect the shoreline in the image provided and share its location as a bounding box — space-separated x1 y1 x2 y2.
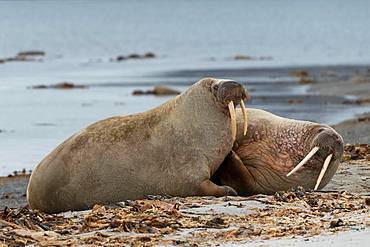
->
333 113 370 144
1 63 370 175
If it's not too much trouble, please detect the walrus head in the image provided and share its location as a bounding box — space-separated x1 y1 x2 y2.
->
212 108 344 195
209 79 251 140
284 124 344 189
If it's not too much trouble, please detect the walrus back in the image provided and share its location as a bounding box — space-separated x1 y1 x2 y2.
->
27 79 240 213
27 113 166 213
27 133 79 213
27 110 211 213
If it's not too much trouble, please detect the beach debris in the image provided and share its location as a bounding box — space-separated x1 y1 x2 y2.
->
289 70 309 77
343 144 370 161
17 51 46 57
298 76 314 84
127 54 141 59
0 51 46 64
343 97 370 105
233 55 273 61
6 169 31 178
234 55 253 60
0 190 368 246
351 73 370 84
4 56 40 62
366 198 370 206
31 82 88 90
287 99 304 104
358 115 370 122
289 70 314 84
116 55 126 61
112 52 156 62
330 219 344 228
143 52 156 58
132 86 180 96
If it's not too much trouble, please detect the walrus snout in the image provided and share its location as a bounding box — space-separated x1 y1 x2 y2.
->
311 127 344 161
287 125 344 190
216 80 250 140
217 80 250 105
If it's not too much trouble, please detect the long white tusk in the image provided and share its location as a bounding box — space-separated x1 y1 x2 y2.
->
314 154 333 190
240 100 248 136
286 146 320 177
228 101 237 141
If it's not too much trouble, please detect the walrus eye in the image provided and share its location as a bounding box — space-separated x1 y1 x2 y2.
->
317 128 325 133
213 84 219 91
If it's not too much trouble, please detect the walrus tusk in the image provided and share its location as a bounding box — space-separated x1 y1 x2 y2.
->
314 154 333 190
228 101 237 141
240 100 248 136
286 146 319 177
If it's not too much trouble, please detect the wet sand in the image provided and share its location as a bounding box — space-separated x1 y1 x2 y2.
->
0 175 29 210
333 113 370 144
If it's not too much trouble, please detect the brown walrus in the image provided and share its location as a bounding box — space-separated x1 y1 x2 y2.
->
212 108 344 195
27 78 250 213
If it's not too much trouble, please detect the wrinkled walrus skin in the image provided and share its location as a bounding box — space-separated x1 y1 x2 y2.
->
27 78 249 213
212 108 344 195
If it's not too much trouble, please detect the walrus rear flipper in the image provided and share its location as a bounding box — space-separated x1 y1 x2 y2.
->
198 180 237 197
212 151 255 196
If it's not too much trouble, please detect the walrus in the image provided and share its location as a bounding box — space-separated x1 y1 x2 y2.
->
212 108 344 195
27 78 250 213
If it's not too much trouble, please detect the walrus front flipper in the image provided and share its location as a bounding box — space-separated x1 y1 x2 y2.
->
212 151 255 196
198 180 237 197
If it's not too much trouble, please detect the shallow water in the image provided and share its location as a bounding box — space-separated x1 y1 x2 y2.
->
1 0 370 175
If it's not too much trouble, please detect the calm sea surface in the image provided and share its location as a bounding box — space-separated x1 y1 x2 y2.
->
1 0 370 174
1 0 370 64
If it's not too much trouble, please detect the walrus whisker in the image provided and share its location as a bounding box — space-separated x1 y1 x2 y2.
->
228 101 237 141
240 100 248 136
286 146 319 177
314 153 332 190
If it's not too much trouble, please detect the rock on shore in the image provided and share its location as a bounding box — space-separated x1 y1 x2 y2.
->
132 86 180 96
31 82 87 90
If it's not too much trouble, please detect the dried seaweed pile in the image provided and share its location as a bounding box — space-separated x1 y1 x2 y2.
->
0 189 369 246
343 144 370 161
